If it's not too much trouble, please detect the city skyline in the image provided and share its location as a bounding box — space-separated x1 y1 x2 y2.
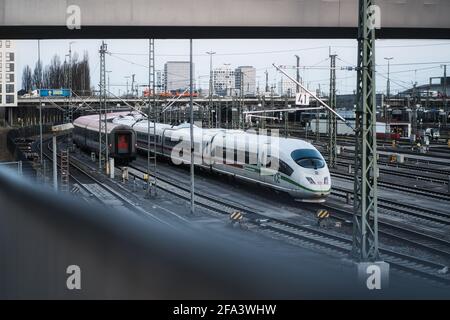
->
14 39 450 97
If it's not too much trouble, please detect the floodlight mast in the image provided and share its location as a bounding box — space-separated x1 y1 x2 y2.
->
273 63 355 131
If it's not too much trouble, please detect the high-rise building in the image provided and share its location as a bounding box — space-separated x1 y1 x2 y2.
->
213 65 235 96
156 70 166 94
235 66 256 96
164 61 194 92
0 40 17 107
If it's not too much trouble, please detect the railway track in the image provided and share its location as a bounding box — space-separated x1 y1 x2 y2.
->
331 171 450 202
339 149 450 168
123 162 450 287
38 137 151 215
331 159 450 186
338 162 450 185
331 187 450 226
325 195 450 260
337 154 450 177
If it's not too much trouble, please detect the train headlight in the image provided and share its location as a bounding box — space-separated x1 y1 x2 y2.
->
324 177 329 185
306 177 316 184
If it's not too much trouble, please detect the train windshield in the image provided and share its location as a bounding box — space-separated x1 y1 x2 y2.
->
291 149 325 169
117 134 130 154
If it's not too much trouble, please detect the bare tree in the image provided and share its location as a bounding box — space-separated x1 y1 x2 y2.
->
27 51 91 95
22 65 33 93
32 60 43 89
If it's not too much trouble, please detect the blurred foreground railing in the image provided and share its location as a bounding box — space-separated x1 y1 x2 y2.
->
0 166 361 299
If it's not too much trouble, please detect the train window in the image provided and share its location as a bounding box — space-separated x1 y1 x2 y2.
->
117 134 130 154
279 160 294 176
137 132 144 142
165 135 183 148
291 149 325 170
245 152 258 165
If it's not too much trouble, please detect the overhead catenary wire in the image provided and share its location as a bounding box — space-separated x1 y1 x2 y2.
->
107 41 450 57
103 49 450 96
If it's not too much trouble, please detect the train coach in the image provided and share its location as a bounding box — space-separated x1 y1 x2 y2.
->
73 114 137 164
110 112 331 203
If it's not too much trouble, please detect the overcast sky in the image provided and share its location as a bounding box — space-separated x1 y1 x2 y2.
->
16 39 450 96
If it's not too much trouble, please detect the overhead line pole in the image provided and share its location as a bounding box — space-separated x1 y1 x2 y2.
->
328 54 337 168
352 0 379 262
207 51 216 128
443 64 447 126
147 38 157 197
38 40 43 166
273 64 353 130
295 55 300 93
265 70 269 93
190 39 195 214
99 41 108 171
384 57 393 139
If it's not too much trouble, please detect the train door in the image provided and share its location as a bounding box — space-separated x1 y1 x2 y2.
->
203 134 216 171
259 143 278 185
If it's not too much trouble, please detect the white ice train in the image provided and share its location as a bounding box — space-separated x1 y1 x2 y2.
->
111 112 331 203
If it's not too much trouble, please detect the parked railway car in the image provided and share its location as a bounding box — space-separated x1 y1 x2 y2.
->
376 132 402 140
73 114 137 164
111 112 331 202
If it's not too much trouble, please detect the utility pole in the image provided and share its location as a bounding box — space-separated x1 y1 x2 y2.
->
207 51 216 128
99 41 108 171
295 55 300 93
328 54 337 168
190 39 195 214
352 0 379 262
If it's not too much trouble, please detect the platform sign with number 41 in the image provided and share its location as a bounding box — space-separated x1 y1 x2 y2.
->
295 93 311 106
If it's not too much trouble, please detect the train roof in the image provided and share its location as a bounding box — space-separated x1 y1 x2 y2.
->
74 112 135 133
108 112 318 157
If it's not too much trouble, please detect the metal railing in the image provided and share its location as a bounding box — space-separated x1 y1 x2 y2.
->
0 166 365 299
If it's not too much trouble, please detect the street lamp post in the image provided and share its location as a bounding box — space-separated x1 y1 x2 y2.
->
206 51 216 128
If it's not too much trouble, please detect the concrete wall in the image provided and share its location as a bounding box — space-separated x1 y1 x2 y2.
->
1 0 449 29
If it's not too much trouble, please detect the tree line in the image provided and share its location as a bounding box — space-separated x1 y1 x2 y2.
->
21 51 92 96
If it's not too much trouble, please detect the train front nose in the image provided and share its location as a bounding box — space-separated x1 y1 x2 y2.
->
293 169 331 201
